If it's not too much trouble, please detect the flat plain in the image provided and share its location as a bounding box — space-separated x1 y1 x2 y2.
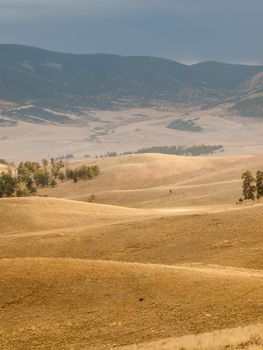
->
2 104 263 162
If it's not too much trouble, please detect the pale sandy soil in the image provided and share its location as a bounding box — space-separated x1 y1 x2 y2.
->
2 105 263 162
117 324 263 350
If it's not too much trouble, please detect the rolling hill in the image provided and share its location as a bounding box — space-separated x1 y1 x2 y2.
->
1 194 263 269
39 153 263 208
1 45 263 124
1 258 262 350
0 194 263 349
0 197 151 236
1 153 263 349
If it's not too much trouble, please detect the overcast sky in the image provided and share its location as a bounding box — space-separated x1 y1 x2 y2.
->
0 0 262 64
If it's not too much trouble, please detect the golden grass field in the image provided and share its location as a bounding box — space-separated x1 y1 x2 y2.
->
1 154 263 349
41 153 263 208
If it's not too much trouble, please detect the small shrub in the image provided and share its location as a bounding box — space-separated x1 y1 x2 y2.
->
88 194 96 202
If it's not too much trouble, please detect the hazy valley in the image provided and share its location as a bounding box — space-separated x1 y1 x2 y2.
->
1 45 263 160
1 44 263 350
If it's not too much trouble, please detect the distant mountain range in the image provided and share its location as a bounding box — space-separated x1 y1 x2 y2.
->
1 44 263 124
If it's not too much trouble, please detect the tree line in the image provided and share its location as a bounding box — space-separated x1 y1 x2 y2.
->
240 170 263 202
0 158 100 198
129 145 224 156
84 145 225 159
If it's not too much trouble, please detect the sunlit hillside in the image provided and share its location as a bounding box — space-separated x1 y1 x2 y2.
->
1 153 263 349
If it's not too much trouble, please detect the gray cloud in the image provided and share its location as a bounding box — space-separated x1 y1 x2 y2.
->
0 0 262 64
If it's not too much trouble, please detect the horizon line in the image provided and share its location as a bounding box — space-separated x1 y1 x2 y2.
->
0 43 263 67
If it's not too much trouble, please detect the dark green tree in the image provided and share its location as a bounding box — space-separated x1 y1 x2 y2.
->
65 168 74 180
0 173 17 197
25 177 37 194
34 169 50 187
242 171 256 200
256 170 263 199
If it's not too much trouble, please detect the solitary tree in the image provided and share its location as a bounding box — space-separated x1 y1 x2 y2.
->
242 171 256 200
256 170 263 199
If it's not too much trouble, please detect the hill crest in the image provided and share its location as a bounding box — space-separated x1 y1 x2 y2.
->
1 44 263 124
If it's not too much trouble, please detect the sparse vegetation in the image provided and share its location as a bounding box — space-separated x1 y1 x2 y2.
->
0 158 100 197
88 194 96 202
1 153 263 349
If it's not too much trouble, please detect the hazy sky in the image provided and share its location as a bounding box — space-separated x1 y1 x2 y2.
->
0 0 262 64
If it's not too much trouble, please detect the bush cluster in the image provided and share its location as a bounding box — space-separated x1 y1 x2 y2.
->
0 159 100 198
65 165 100 183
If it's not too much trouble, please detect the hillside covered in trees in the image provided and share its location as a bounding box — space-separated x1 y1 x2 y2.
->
1 45 263 124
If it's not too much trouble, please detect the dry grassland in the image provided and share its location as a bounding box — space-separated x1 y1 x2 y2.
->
0 259 262 349
0 154 263 349
40 153 263 208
